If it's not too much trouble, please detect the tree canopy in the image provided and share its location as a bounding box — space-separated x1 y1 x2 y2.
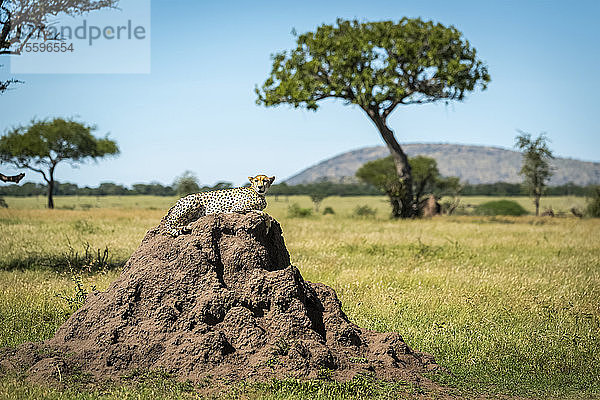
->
0 117 119 208
356 156 403 197
256 18 489 218
256 18 489 112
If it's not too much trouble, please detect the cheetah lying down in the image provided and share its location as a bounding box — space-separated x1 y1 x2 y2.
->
164 174 275 237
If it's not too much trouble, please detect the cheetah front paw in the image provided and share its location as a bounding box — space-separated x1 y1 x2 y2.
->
253 211 271 234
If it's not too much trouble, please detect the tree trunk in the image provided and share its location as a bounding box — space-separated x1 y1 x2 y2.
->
363 108 415 218
378 124 415 218
534 195 540 217
47 179 55 209
447 196 460 215
47 166 55 209
389 196 401 218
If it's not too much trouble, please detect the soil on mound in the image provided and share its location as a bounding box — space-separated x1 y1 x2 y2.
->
1 212 439 385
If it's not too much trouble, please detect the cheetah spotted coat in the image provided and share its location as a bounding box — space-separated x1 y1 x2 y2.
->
163 187 267 237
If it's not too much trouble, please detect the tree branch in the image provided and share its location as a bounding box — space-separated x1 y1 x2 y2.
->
0 172 25 183
12 161 48 182
0 77 23 92
399 97 440 105
1 0 118 55
312 93 334 102
381 100 399 119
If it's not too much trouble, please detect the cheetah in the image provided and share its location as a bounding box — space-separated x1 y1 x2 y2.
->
164 174 275 237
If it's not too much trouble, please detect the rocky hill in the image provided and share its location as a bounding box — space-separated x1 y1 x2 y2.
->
284 144 600 186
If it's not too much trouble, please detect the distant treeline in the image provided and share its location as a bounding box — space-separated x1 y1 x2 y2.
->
1 182 180 197
0 180 595 197
460 182 594 196
268 182 382 196
272 181 595 197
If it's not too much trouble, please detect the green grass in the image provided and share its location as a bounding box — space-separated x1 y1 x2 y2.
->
0 371 427 400
0 195 599 399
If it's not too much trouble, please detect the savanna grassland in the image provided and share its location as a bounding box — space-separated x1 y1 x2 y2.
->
0 195 598 399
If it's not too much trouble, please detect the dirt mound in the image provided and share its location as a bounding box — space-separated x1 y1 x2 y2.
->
2 212 438 384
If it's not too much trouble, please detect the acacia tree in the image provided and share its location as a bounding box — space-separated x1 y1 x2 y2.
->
0 118 119 208
308 181 329 212
515 131 554 216
174 171 200 197
256 18 489 218
0 0 118 92
356 155 461 217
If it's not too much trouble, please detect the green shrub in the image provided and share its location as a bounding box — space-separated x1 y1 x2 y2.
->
55 275 96 311
353 204 377 218
475 200 528 216
322 206 335 215
64 243 112 272
585 186 600 217
287 203 312 218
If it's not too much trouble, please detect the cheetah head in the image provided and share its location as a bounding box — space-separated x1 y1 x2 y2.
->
248 174 275 195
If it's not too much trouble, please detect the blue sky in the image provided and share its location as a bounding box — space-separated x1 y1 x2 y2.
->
1 0 599 187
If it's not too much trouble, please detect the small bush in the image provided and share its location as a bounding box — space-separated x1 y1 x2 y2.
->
55 275 96 311
64 242 112 272
353 204 377 218
287 203 312 218
322 206 335 215
270 338 290 356
475 200 528 216
0 197 7 208
585 186 600 217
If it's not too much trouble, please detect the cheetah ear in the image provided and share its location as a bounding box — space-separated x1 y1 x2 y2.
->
248 176 253 182
269 176 275 184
